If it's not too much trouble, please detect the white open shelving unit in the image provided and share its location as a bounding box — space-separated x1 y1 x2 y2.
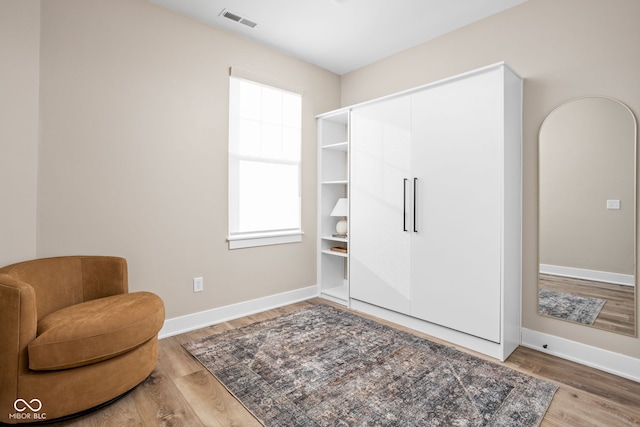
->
317 108 350 305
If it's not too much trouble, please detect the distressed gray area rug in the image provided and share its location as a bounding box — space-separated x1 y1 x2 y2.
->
183 304 557 426
539 288 606 325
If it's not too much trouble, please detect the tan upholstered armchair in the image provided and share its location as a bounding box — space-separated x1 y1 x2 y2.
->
0 256 165 424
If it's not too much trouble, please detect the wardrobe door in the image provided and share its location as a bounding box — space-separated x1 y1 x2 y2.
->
350 96 412 314
410 70 503 342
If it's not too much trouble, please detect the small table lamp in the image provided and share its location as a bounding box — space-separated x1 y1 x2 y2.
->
330 198 348 237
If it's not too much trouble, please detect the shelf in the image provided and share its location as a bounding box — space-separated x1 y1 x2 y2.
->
322 141 348 151
322 249 348 258
321 283 349 303
322 235 348 243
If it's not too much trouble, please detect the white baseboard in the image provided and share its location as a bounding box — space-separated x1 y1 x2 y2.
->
540 264 634 287
521 328 640 383
159 285 319 339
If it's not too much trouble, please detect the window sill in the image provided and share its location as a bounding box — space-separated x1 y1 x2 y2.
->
227 230 304 249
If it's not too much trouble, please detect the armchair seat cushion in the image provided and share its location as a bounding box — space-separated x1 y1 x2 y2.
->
28 291 165 371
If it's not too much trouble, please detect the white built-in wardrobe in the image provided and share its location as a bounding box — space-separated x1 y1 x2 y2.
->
318 62 522 361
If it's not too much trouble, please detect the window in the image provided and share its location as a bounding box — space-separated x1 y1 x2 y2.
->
228 70 303 249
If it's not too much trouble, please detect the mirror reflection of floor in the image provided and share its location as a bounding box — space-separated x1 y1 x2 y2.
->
539 274 636 336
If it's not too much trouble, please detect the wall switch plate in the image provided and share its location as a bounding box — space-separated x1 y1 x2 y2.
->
606 199 621 210
193 276 204 292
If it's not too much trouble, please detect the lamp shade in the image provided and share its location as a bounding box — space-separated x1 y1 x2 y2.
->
330 198 348 217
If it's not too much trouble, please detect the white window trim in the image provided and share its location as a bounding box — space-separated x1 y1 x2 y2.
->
227 68 304 250
229 67 303 96
227 230 304 250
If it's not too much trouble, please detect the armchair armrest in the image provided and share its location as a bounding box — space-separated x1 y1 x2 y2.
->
0 275 38 412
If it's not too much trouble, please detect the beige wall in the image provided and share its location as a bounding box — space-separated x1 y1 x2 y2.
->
342 0 640 357
0 0 40 266
36 0 341 318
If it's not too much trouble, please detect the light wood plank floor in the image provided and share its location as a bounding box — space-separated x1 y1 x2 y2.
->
539 274 636 336
45 299 640 427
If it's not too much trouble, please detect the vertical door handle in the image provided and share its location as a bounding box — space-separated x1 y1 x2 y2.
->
403 178 408 232
413 178 418 233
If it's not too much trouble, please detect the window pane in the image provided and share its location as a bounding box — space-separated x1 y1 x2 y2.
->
282 127 301 161
239 80 261 120
262 123 282 159
282 92 301 128
238 161 300 232
262 87 282 126
238 118 260 156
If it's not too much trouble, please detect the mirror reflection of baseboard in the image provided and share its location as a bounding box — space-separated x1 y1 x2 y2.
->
540 264 634 287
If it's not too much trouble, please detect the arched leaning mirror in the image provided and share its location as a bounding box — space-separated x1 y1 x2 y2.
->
538 96 637 336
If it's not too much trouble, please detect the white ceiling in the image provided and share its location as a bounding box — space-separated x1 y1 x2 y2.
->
149 0 527 75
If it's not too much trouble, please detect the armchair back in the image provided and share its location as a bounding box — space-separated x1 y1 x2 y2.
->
0 256 128 321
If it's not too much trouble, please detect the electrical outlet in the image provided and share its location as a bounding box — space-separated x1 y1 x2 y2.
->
193 277 204 293
606 199 621 210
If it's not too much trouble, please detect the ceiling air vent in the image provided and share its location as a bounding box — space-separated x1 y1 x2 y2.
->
220 9 258 29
